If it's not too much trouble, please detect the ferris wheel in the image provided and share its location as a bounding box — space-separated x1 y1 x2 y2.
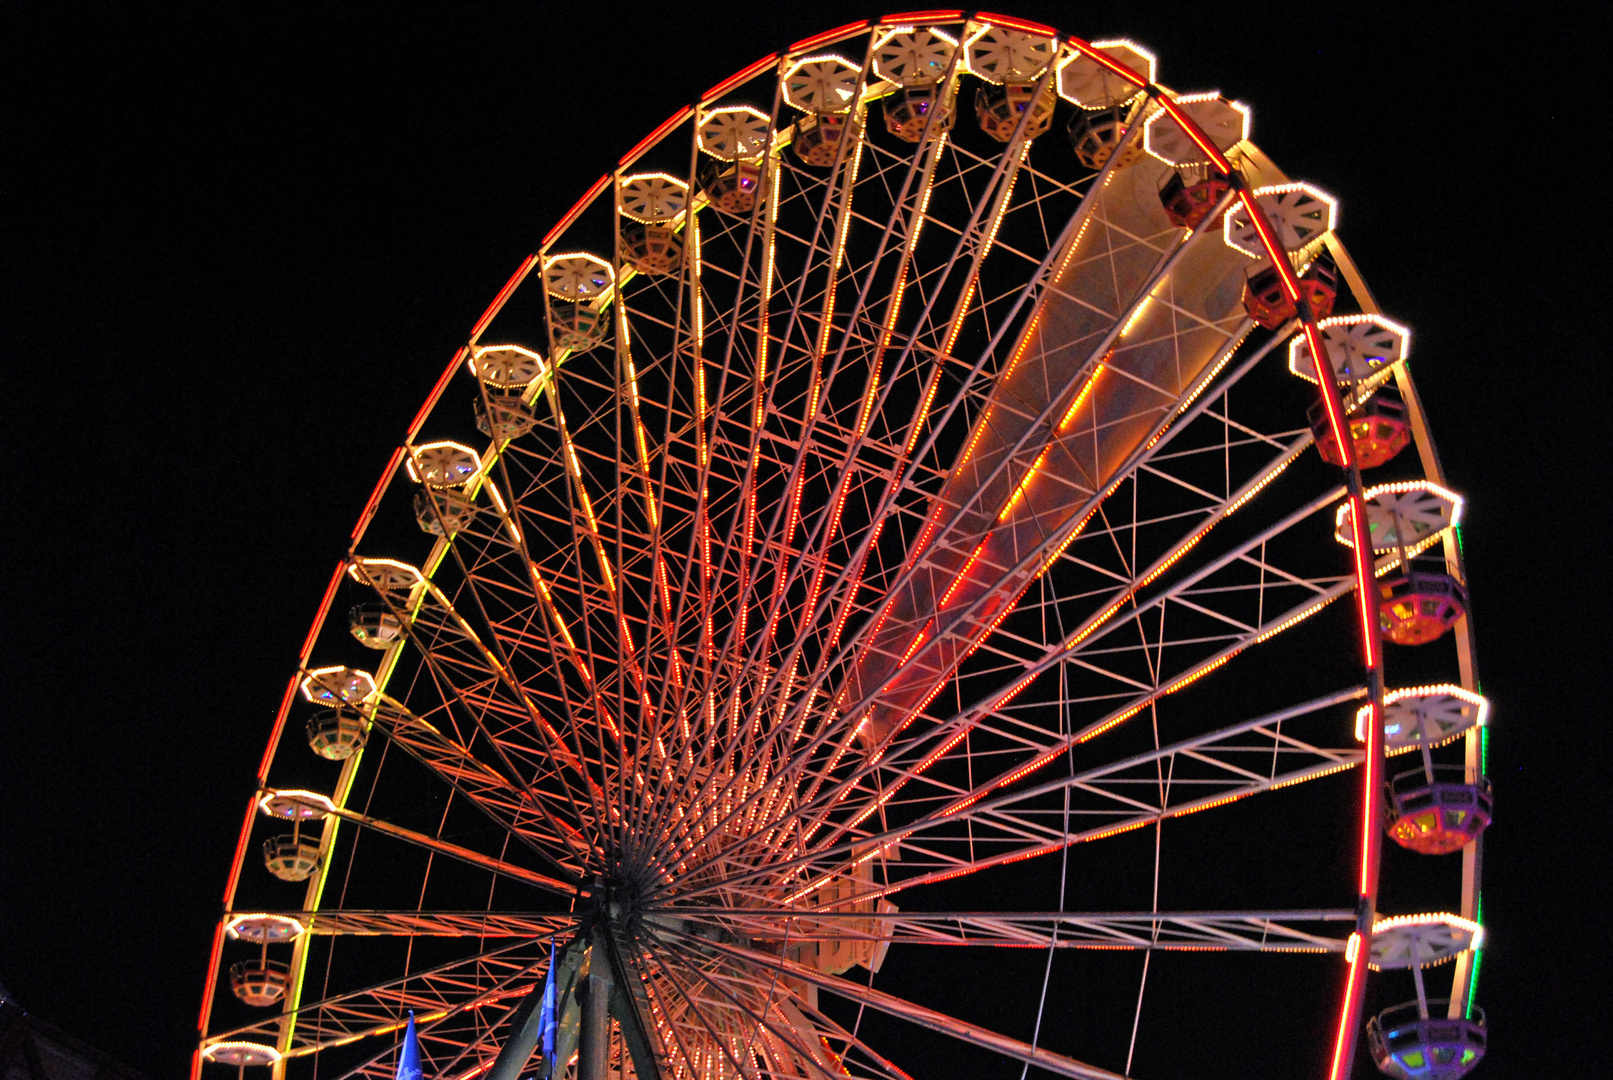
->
196 15 1491 1080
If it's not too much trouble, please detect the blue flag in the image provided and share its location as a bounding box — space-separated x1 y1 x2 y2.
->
396 1011 423 1080
539 939 558 1073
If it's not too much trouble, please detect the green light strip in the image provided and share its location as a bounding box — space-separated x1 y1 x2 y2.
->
1466 890 1484 1018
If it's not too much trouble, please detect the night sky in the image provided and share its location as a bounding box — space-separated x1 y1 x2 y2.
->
2 2 1601 1077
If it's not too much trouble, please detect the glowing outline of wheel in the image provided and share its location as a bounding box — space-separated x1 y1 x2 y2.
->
193 15 1487 1080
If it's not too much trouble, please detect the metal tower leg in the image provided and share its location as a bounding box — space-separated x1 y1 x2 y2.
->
578 969 614 1080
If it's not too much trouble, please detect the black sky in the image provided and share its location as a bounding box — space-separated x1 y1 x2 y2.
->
1 2 1603 1077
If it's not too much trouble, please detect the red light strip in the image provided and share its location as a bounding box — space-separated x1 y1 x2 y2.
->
1328 942 1368 1080
879 10 964 22
974 11 1056 35
540 174 610 250
1156 96 1234 174
406 345 470 442
1226 134 1383 1080
351 444 406 545
790 20 872 53
468 254 539 341
1063 36 1149 88
619 105 695 167
702 54 781 103
190 921 226 1080
296 560 348 665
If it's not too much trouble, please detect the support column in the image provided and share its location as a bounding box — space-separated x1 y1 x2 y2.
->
577 967 614 1080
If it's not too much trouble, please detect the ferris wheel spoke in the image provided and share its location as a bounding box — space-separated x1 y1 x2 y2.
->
682 687 1361 904
721 124 1046 735
674 192 1090 822
685 125 953 694
660 906 1354 953
480 439 670 791
638 937 774 1080
642 926 918 1080
829 230 1243 758
639 927 849 1080
356 695 586 873
682 471 1347 883
779 425 1319 849
206 941 542 1057
653 926 1127 1080
473 432 649 723
735 122 1150 770
352 564 608 852
733 223 1224 836
770 994 920 1080
299 800 574 898
649 126 828 677
234 910 573 937
703 135 950 691
315 955 541 1080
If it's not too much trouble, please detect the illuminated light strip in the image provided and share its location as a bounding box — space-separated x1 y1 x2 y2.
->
348 442 408 548
1353 684 1489 743
755 169 783 429
1066 597 1126 650
1064 36 1150 89
190 923 230 1078
1334 481 1465 550
1347 496 1379 673
1322 930 1369 1080
997 446 1050 522
940 276 977 347
1287 315 1413 386
790 19 873 53
618 105 695 168
905 362 949 454
469 256 540 342
949 144 1027 293
202 1041 283 1065
1153 96 1234 175
974 11 1057 35
1161 652 1234 695
1037 504 1099 576
1269 759 1358 791
540 174 609 250
938 542 988 607
702 53 782 103
1076 701 1150 744
1226 458 1294 516
296 562 349 670
861 262 911 435
1365 478 1465 512
1253 598 1331 644
815 130 870 367
1370 912 1483 944
1057 362 1106 430
1139 533 1203 588
1119 296 1151 337
1382 683 1489 713
879 9 964 22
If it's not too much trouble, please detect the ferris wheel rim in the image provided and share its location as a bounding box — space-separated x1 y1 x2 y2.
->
196 16 1486 1080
